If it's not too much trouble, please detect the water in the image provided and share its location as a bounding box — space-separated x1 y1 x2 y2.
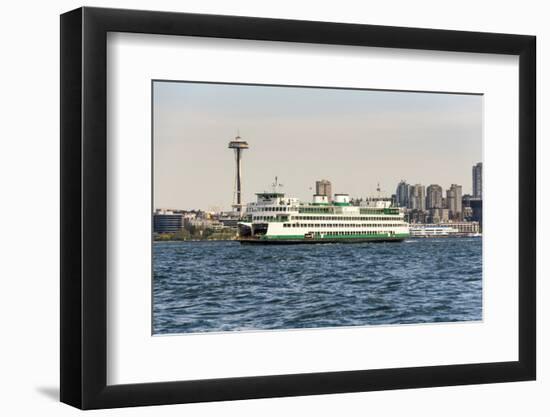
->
153 238 482 334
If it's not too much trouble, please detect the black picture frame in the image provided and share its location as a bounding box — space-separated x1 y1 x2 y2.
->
60 6 536 410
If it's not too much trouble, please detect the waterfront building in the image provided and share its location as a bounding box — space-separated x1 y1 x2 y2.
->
450 221 480 235
426 184 443 209
188 217 224 230
315 179 333 202
446 184 463 220
472 162 483 199
409 221 480 237
218 211 241 228
153 210 184 233
409 224 459 237
395 180 410 208
408 184 426 211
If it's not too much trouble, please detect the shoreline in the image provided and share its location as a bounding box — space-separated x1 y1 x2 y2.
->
153 234 482 243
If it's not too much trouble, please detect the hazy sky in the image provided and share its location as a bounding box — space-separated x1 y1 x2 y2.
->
153 81 482 211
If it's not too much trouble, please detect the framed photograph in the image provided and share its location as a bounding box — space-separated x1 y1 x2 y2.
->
60 7 536 409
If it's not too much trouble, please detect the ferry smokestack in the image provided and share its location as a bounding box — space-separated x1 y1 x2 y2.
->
228 135 249 217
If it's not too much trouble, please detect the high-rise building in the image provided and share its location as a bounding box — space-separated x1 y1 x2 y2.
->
446 184 463 220
472 162 482 199
470 198 482 230
395 180 410 208
408 184 426 211
315 179 332 201
426 184 443 209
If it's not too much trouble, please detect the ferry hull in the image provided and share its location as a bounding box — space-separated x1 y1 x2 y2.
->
237 236 408 245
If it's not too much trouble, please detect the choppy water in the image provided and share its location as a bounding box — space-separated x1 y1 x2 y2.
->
153 238 482 334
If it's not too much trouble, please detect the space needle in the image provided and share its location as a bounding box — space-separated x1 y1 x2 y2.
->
228 134 249 217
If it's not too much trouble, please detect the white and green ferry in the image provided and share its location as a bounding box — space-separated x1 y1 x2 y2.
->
237 192 410 244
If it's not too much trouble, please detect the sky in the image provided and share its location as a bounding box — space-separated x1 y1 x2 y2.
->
153 81 482 211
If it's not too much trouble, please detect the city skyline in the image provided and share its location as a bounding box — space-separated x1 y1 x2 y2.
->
154 81 483 211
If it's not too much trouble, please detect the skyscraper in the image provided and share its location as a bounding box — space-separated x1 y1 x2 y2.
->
408 184 426 211
395 180 410 208
426 184 443 209
446 184 463 220
472 162 482 199
315 179 332 201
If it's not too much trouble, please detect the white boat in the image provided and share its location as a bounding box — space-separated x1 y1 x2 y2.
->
237 191 410 244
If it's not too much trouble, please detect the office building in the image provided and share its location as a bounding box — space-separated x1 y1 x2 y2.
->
470 198 483 230
395 180 410 208
472 162 483 199
153 210 184 233
426 184 443 209
446 184 463 220
408 184 426 211
315 179 332 202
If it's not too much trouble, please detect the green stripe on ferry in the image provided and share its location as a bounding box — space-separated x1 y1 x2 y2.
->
261 233 410 240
